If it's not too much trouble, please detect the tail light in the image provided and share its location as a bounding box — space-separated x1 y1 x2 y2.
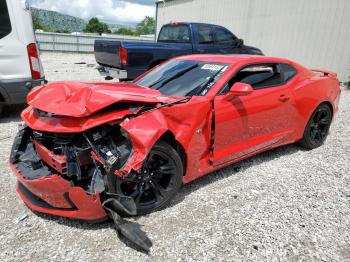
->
119 47 128 65
27 43 41 79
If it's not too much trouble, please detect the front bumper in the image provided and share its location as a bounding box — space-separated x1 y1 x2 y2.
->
10 162 107 222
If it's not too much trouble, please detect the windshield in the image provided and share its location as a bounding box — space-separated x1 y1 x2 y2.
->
135 59 230 96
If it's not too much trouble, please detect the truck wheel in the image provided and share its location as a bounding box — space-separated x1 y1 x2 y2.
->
298 103 332 149
114 141 183 215
0 104 3 115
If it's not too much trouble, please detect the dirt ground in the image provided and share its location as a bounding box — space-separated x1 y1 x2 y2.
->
0 52 349 261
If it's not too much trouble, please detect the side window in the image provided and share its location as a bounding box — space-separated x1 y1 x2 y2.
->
0 0 12 39
219 63 298 95
219 64 284 94
279 63 297 82
230 64 282 90
197 25 213 44
158 25 190 43
213 28 235 45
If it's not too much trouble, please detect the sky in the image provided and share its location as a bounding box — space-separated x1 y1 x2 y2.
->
29 0 156 25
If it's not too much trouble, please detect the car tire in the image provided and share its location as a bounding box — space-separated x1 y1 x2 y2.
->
298 103 332 149
113 141 183 215
0 104 3 116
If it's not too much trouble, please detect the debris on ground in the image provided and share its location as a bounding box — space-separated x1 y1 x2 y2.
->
14 213 28 224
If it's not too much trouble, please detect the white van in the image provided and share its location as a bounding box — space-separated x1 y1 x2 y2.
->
0 0 45 114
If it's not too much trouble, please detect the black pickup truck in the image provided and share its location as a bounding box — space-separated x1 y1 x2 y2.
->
94 22 263 80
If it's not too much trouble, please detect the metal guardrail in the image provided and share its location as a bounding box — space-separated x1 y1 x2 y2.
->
35 32 154 52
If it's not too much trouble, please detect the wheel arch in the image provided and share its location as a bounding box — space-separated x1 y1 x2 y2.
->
320 100 334 117
307 100 334 124
300 99 334 136
157 131 187 177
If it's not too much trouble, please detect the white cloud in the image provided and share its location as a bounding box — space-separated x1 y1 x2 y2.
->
29 0 156 24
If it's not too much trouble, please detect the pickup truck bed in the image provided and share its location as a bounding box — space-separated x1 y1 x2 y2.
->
95 40 193 79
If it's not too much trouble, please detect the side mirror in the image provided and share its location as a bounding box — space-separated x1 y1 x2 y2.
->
235 38 244 47
230 82 253 96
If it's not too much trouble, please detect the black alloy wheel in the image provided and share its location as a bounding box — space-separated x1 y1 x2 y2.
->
299 103 332 149
114 141 183 215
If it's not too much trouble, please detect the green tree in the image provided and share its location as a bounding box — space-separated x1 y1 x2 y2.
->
32 13 49 31
113 27 135 36
56 29 71 33
134 16 155 36
84 17 111 34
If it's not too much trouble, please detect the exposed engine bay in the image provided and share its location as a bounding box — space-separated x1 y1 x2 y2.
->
11 124 132 191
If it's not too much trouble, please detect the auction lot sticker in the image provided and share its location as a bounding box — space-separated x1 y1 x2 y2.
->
201 64 224 71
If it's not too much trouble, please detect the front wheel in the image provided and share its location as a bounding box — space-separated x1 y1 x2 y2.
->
114 141 183 215
298 103 332 149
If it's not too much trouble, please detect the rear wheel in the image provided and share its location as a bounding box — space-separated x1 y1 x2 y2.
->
114 141 183 215
299 103 332 149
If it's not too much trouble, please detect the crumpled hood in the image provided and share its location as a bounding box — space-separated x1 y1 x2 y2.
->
27 81 173 117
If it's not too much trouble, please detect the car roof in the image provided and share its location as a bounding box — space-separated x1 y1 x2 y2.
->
163 22 225 28
175 54 296 66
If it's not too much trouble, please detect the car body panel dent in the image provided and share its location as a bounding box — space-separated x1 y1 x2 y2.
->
119 96 213 182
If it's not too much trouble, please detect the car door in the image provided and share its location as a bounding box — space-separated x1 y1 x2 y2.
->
212 26 241 54
193 24 218 54
213 63 298 165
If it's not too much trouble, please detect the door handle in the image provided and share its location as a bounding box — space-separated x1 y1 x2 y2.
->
279 94 290 102
197 49 205 53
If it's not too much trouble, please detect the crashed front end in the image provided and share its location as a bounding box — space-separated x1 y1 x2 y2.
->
9 117 135 221
9 81 176 222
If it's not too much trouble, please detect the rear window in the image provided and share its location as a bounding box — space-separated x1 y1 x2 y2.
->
279 63 297 82
0 0 11 39
158 24 190 43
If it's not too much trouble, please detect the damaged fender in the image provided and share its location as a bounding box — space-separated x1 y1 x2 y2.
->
119 96 214 183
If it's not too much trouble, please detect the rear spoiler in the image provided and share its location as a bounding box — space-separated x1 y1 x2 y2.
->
311 69 338 79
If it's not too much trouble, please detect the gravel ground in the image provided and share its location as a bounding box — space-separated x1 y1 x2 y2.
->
0 52 349 261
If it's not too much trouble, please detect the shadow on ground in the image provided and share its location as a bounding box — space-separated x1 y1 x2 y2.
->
169 143 302 208
0 104 26 123
35 143 302 229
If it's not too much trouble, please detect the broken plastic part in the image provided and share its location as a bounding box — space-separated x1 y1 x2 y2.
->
103 193 137 216
63 145 82 180
102 195 152 252
10 124 30 164
88 167 105 194
118 223 153 252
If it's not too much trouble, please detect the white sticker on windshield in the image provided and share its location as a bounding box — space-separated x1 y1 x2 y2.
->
201 64 224 71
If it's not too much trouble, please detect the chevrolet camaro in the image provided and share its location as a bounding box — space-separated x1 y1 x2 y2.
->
10 55 341 222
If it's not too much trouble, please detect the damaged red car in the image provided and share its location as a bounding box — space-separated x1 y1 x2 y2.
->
10 55 341 221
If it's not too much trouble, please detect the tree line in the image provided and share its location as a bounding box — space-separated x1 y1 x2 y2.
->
33 14 155 36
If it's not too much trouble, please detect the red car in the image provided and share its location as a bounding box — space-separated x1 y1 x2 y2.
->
10 55 341 221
